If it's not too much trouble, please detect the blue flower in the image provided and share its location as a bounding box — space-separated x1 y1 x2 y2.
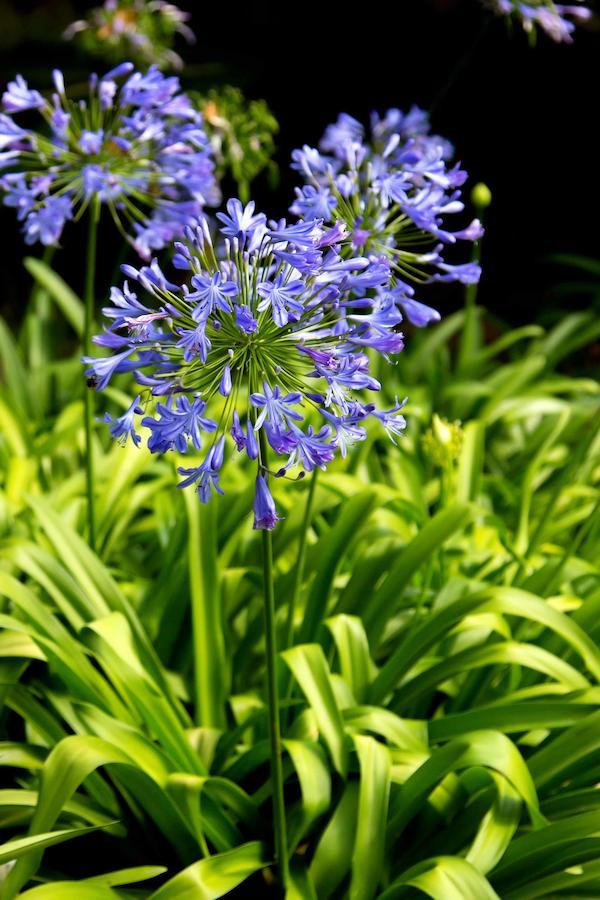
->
0 114 28 150
23 195 73 246
384 285 441 328
0 173 41 220
78 129 104 154
188 272 238 314
216 198 266 244
257 275 305 326
430 262 482 285
290 185 337 221
2 75 44 112
321 405 368 458
267 219 323 248
373 397 408 444
143 396 217 453
82 164 123 200
279 424 335 472
253 475 282 530
235 304 258 334
102 396 144 446
177 322 212 363
178 436 225 502
82 348 133 390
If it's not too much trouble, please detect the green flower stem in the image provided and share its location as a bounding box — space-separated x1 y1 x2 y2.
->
258 431 290 891
285 467 319 650
456 255 483 379
84 205 99 552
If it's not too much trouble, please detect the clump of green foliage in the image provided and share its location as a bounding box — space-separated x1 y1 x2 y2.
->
64 0 195 71
195 86 279 203
1 256 599 896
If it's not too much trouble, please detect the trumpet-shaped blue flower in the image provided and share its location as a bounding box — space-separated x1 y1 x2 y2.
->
101 395 144 446
178 437 225 502
253 474 282 530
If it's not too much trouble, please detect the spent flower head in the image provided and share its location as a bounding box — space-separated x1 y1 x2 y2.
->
83 199 422 527
487 0 592 41
0 63 219 256
198 86 279 203
291 106 483 321
64 0 195 70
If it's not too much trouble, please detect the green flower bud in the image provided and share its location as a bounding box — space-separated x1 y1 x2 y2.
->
471 182 492 211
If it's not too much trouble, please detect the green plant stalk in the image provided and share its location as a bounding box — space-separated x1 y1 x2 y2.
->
456 187 491 378
456 249 483 377
258 430 290 890
285 467 319 650
184 489 227 728
83 205 99 552
281 468 319 730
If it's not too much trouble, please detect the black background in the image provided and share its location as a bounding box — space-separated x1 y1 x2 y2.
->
1 0 598 326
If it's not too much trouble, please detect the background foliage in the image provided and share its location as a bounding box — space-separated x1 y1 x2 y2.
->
1 257 599 895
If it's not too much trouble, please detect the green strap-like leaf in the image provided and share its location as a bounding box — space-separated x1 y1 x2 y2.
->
465 773 522 874
349 735 391 900
0 824 111 865
24 257 84 336
365 504 472 643
310 782 359 899
326 615 377 704
369 586 600 705
2 736 133 898
149 841 268 899
184 490 228 729
299 491 376 644
379 856 500 900
282 644 349 776
283 739 331 850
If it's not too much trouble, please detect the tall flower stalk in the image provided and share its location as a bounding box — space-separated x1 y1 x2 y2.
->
257 430 289 888
84 202 100 548
82 198 407 881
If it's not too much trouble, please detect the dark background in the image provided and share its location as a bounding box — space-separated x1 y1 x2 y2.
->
1 0 598 327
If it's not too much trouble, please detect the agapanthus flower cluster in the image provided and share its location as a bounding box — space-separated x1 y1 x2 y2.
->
84 199 418 528
65 0 194 70
0 64 219 257
488 0 591 41
291 107 482 319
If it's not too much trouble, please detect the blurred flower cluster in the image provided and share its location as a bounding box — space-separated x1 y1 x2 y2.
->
0 64 219 256
488 0 592 41
198 86 279 203
65 0 194 70
291 107 482 323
